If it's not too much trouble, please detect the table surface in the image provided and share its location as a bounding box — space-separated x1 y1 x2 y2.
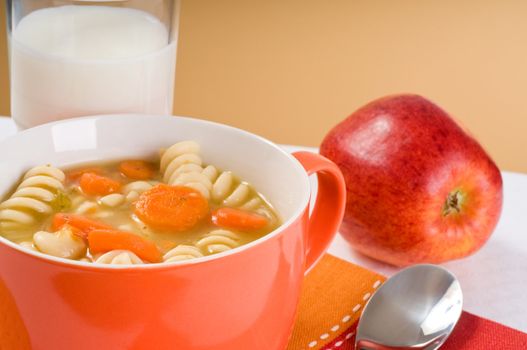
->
0 118 525 334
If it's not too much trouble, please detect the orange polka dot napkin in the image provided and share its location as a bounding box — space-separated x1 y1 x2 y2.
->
287 254 527 350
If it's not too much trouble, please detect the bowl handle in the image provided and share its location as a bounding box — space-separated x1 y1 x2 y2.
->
293 151 346 273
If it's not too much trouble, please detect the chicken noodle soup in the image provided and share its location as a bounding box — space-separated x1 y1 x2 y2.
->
0 141 281 264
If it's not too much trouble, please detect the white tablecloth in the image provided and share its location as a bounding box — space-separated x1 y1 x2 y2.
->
0 117 525 333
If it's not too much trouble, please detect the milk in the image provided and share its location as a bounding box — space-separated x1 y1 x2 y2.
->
10 5 176 128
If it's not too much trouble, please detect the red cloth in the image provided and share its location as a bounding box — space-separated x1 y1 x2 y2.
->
321 311 527 350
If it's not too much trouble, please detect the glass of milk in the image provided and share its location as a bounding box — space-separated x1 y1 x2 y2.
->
5 0 180 129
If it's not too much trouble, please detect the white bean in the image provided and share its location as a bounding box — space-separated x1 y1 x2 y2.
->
33 228 87 260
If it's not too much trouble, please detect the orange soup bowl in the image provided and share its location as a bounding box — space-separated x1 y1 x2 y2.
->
0 115 346 350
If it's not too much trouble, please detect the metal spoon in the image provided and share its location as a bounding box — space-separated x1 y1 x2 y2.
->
355 264 463 350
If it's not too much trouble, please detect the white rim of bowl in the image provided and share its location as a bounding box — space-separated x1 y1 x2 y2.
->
0 114 311 270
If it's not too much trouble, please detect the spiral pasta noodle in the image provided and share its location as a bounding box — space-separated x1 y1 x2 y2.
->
159 141 276 225
123 180 159 202
196 229 240 254
163 244 204 262
210 170 275 222
74 200 98 215
210 170 252 206
95 250 144 265
160 141 214 199
99 193 126 208
0 166 65 233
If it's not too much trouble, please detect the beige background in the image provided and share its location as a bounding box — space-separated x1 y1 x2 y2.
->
0 0 526 172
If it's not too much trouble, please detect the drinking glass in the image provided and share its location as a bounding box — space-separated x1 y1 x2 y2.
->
5 0 180 129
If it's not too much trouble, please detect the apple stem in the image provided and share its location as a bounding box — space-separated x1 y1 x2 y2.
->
443 190 463 216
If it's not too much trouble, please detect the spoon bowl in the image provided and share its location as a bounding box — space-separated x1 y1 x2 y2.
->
355 264 463 350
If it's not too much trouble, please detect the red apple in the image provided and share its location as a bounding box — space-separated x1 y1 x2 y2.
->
320 94 503 266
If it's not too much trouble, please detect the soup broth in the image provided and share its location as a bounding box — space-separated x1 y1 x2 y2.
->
0 141 281 264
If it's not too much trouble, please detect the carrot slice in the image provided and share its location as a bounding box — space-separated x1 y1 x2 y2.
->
134 184 209 231
79 173 122 196
88 229 162 263
211 207 268 231
52 213 113 239
119 160 155 180
66 167 104 181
